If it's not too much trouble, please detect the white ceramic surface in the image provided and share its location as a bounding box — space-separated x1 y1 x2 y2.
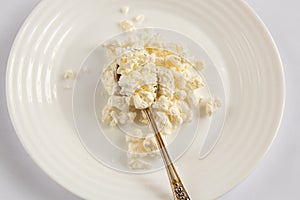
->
6 0 285 199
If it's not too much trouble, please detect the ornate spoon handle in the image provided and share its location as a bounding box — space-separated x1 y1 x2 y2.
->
144 108 191 200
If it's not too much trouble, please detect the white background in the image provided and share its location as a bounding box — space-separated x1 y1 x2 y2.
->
0 0 299 199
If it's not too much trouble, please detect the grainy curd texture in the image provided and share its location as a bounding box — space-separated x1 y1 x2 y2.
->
100 31 216 169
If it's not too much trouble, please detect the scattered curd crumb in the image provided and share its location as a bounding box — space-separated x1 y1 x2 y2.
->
134 15 145 23
63 70 76 80
120 6 130 15
120 20 135 32
205 98 222 116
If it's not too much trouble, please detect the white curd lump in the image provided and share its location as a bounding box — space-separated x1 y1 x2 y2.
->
119 20 135 32
63 70 76 80
120 6 130 15
119 7 146 32
205 98 222 116
134 15 145 23
101 32 212 169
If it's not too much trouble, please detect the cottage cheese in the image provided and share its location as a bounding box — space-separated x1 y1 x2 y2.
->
101 31 217 170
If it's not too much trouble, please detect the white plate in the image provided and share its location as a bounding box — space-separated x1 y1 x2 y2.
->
6 0 285 199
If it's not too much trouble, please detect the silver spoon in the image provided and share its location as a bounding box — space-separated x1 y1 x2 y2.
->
115 61 191 200
143 107 191 200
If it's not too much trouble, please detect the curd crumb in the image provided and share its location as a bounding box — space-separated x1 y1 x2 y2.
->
134 15 145 23
120 20 135 32
206 98 222 116
120 6 130 15
64 70 76 80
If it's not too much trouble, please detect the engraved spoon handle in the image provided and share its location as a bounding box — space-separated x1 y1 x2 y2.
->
144 108 191 200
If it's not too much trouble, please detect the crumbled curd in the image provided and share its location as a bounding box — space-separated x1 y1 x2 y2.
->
101 31 217 170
